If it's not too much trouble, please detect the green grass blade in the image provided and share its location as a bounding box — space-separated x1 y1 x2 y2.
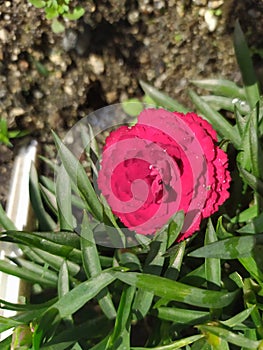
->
106 285 135 349
47 269 117 318
132 230 168 321
117 272 238 308
0 202 17 230
29 163 56 231
31 247 80 276
233 21 260 109
81 212 116 319
238 166 263 197
0 316 23 332
139 80 188 113
205 219 221 290
0 259 57 287
156 307 210 325
197 324 261 349
1 231 82 263
52 131 103 221
131 334 204 350
201 95 249 114
56 165 74 231
40 317 111 350
190 79 246 99
164 240 185 280
189 235 263 259
189 90 241 149
221 307 255 327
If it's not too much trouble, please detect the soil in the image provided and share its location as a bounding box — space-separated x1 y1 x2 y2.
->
0 0 263 206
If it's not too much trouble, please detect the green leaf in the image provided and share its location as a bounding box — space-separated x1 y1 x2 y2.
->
205 219 221 289
106 285 135 350
52 131 103 221
220 307 255 328
164 240 185 281
81 212 116 319
29 163 56 231
201 95 249 114
130 334 204 350
233 21 260 109
56 164 74 231
238 166 263 197
33 308 59 350
0 316 24 332
132 231 168 320
156 307 210 324
51 19 65 33
63 6 85 20
189 234 263 259
28 0 45 8
117 272 238 308
122 98 144 117
189 90 241 149
31 247 80 276
166 210 184 248
1 231 82 263
0 259 57 287
238 211 263 234
139 80 188 113
40 317 110 350
190 79 246 99
47 269 117 318
0 202 17 230
197 324 261 349
58 260 70 299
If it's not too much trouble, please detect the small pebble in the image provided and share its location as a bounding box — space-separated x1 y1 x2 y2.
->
204 10 218 32
88 54 105 75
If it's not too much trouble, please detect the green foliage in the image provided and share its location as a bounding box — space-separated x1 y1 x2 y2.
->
0 118 29 146
28 0 85 32
1 21 263 349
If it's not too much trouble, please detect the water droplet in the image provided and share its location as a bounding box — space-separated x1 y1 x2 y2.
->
232 98 239 104
149 164 153 169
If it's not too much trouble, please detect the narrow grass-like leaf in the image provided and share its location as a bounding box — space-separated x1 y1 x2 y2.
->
166 210 184 248
189 235 263 259
156 307 210 324
131 334 204 350
0 297 57 312
230 205 257 224
106 285 135 349
117 272 238 308
139 80 188 113
58 261 70 299
233 21 260 109
164 240 185 280
1 231 82 263
0 202 17 230
238 211 263 234
234 105 249 137
81 212 116 319
29 163 56 231
132 230 168 320
205 219 221 289
190 79 246 99
47 269 117 318
33 308 59 350
41 317 110 350
39 184 58 217
56 164 74 231
221 307 255 327
0 316 23 332
0 259 56 287
238 166 263 197
12 257 58 285
201 95 249 114
197 324 261 349
52 131 103 221
189 90 241 149
31 247 80 276
239 256 263 288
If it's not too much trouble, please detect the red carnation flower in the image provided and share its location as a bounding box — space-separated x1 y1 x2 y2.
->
97 108 230 241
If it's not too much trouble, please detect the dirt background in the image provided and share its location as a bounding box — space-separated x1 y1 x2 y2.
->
0 0 263 205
